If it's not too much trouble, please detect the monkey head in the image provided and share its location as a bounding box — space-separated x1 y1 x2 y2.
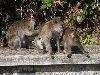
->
34 36 44 50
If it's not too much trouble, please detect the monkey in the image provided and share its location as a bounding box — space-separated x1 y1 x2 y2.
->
6 12 36 50
34 17 63 55
62 28 90 58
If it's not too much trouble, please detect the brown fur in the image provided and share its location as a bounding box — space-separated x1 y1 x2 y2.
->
35 17 63 55
63 28 90 58
7 15 36 50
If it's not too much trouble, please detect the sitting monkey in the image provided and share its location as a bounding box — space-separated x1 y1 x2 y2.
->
7 12 36 50
63 28 90 58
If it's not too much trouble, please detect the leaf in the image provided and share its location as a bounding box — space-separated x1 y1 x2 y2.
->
41 5 47 10
42 0 46 4
22 0 26 4
41 0 51 10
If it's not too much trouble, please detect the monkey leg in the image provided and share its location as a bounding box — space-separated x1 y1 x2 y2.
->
45 40 52 55
63 42 72 58
63 42 67 54
8 40 15 50
56 35 61 53
8 37 21 50
14 37 21 50
67 46 72 58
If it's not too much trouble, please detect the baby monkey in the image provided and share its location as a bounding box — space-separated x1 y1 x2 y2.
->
35 17 63 55
63 28 90 58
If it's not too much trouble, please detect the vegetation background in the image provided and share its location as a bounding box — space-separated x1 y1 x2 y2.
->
0 0 99 47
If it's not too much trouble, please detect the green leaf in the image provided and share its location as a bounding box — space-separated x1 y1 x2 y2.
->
42 0 46 4
47 3 51 7
41 5 47 10
41 0 51 10
22 0 26 4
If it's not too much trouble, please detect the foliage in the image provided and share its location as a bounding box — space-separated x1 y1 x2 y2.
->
0 0 99 45
80 34 95 45
41 0 52 10
70 13 77 25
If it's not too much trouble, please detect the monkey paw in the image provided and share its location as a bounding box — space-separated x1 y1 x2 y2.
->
67 53 72 58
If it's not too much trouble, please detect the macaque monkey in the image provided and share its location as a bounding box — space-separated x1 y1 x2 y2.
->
34 17 63 55
7 12 36 50
63 28 90 58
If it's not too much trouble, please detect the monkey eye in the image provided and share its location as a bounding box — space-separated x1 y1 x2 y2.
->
28 26 30 28
28 26 32 30
39 38 41 40
55 20 58 23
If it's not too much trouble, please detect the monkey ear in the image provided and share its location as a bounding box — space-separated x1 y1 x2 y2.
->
53 17 60 23
27 9 36 19
54 20 58 23
39 38 41 40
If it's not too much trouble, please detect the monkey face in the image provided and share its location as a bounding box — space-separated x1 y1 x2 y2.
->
35 37 44 50
24 23 35 36
72 33 79 42
29 19 35 30
29 19 35 28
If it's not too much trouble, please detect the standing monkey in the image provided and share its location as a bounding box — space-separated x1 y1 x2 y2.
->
63 28 90 58
34 17 63 55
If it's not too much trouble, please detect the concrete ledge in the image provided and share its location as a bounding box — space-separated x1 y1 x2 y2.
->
0 54 100 66
0 45 100 66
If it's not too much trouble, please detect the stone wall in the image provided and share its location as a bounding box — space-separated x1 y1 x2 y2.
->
0 65 100 75
0 45 100 75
